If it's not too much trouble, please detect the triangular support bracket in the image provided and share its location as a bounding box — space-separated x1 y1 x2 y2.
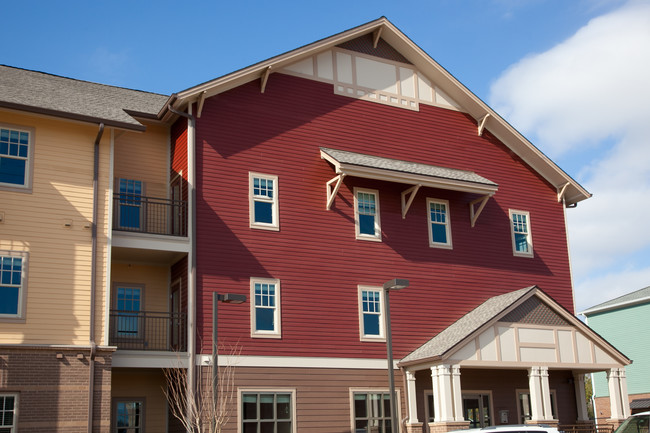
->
478 113 490 136
326 174 346 210
261 66 272 93
469 194 492 227
401 184 421 219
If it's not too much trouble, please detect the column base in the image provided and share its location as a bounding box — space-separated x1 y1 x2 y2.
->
405 422 424 433
428 421 471 433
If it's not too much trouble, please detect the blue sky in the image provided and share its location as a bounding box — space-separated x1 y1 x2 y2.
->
2 0 648 312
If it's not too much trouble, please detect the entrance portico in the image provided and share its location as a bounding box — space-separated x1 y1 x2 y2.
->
399 287 631 433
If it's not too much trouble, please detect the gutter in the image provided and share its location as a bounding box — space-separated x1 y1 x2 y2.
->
88 122 104 433
167 101 197 413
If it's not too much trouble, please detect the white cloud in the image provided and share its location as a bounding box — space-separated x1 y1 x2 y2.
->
489 0 650 310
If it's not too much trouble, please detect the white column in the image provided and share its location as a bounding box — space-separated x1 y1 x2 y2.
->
406 370 419 423
539 367 554 420
438 365 455 422
619 368 630 418
431 366 442 423
607 369 623 420
574 373 589 422
528 367 544 421
451 365 464 422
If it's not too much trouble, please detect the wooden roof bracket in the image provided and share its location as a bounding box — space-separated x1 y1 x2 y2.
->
557 182 570 203
477 113 490 136
196 91 207 118
469 194 491 227
401 184 421 219
261 66 272 93
326 173 346 210
373 27 383 48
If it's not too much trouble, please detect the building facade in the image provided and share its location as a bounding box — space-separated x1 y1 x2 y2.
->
582 287 650 420
0 17 632 433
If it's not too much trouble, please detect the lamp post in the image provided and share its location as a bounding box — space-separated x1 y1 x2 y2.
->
383 278 409 433
212 292 246 432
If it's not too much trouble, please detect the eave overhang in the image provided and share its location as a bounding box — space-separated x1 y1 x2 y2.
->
162 17 591 206
320 147 498 196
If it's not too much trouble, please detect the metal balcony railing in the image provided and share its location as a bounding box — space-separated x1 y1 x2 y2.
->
109 310 187 351
113 194 187 236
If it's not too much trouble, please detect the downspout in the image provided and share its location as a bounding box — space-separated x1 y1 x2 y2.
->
89 122 104 433
167 102 197 411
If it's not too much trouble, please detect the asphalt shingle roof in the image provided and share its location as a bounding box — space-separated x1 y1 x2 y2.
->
400 286 535 365
0 65 169 130
581 286 650 315
320 147 498 187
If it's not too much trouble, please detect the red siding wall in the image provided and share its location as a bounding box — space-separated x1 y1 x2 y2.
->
194 73 574 359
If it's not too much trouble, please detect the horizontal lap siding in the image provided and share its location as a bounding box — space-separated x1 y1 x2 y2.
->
195 73 573 358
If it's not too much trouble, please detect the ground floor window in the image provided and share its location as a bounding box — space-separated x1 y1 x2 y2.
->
353 391 392 433
0 394 17 432
463 393 491 428
241 391 293 433
517 390 557 422
114 399 143 433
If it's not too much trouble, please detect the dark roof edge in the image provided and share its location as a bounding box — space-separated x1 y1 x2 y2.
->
0 101 147 132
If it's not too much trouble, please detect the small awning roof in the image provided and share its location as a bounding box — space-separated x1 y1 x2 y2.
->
320 147 498 195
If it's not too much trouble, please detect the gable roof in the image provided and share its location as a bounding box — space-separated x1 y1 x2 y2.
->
165 17 590 206
398 286 630 367
581 286 650 316
0 65 169 131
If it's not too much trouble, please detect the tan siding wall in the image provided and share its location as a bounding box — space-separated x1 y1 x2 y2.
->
111 369 168 433
0 110 110 345
114 123 169 199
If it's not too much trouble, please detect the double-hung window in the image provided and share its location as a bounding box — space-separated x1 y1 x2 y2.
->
251 278 281 338
241 391 294 433
354 188 381 241
250 173 279 230
509 210 533 257
358 286 384 341
427 198 452 249
114 399 143 433
0 251 28 321
0 394 17 432
0 125 33 191
352 391 393 433
117 179 144 230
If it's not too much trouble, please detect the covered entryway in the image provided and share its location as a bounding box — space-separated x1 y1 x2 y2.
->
399 287 632 433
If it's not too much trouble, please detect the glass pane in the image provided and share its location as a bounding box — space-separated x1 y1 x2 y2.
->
369 393 381 418
0 287 19 315
277 421 292 433
259 394 274 420
260 421 275 433
277 394 291 419
431 224 447 243
354 394 368 418
254 201 273 224
243 422 258 433
515 233 528 252
0 157 26 185
256 308 275 331
243 394 257 420
359 214 375 235
363 314 380 336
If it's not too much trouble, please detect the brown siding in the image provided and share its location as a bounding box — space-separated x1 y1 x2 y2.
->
197 365 406 433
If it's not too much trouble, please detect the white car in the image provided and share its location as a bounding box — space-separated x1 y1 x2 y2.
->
614 412 650 433
450 425 560 433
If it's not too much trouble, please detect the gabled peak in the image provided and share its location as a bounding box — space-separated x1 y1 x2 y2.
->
336 34 412 65
500 296 571 327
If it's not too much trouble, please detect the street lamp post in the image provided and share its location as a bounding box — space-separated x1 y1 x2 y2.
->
212 292 246 432
383 278 409 433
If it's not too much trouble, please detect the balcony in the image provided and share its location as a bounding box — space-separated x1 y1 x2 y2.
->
113 194 187 237
109 310 187 351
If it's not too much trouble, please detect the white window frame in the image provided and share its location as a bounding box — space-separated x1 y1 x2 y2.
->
509 210 533 257
250 277 281 338
0 250 28 322
249 172 279 231
357 285 385 342
0 123 35 193
349 388 402 433
238 388 297 433
0 393 18 432
354 187 381 241
426 198 452 249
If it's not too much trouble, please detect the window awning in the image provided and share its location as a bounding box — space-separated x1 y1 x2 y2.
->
320 147 498 223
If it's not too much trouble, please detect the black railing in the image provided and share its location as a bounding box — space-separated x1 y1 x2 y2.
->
109 310 187 351
113 194 187 236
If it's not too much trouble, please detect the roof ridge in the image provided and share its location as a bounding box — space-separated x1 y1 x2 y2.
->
0 64 169 97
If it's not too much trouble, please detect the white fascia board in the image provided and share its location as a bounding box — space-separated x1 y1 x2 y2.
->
196 354 399 370
112 350 190 368
580 296 650 316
